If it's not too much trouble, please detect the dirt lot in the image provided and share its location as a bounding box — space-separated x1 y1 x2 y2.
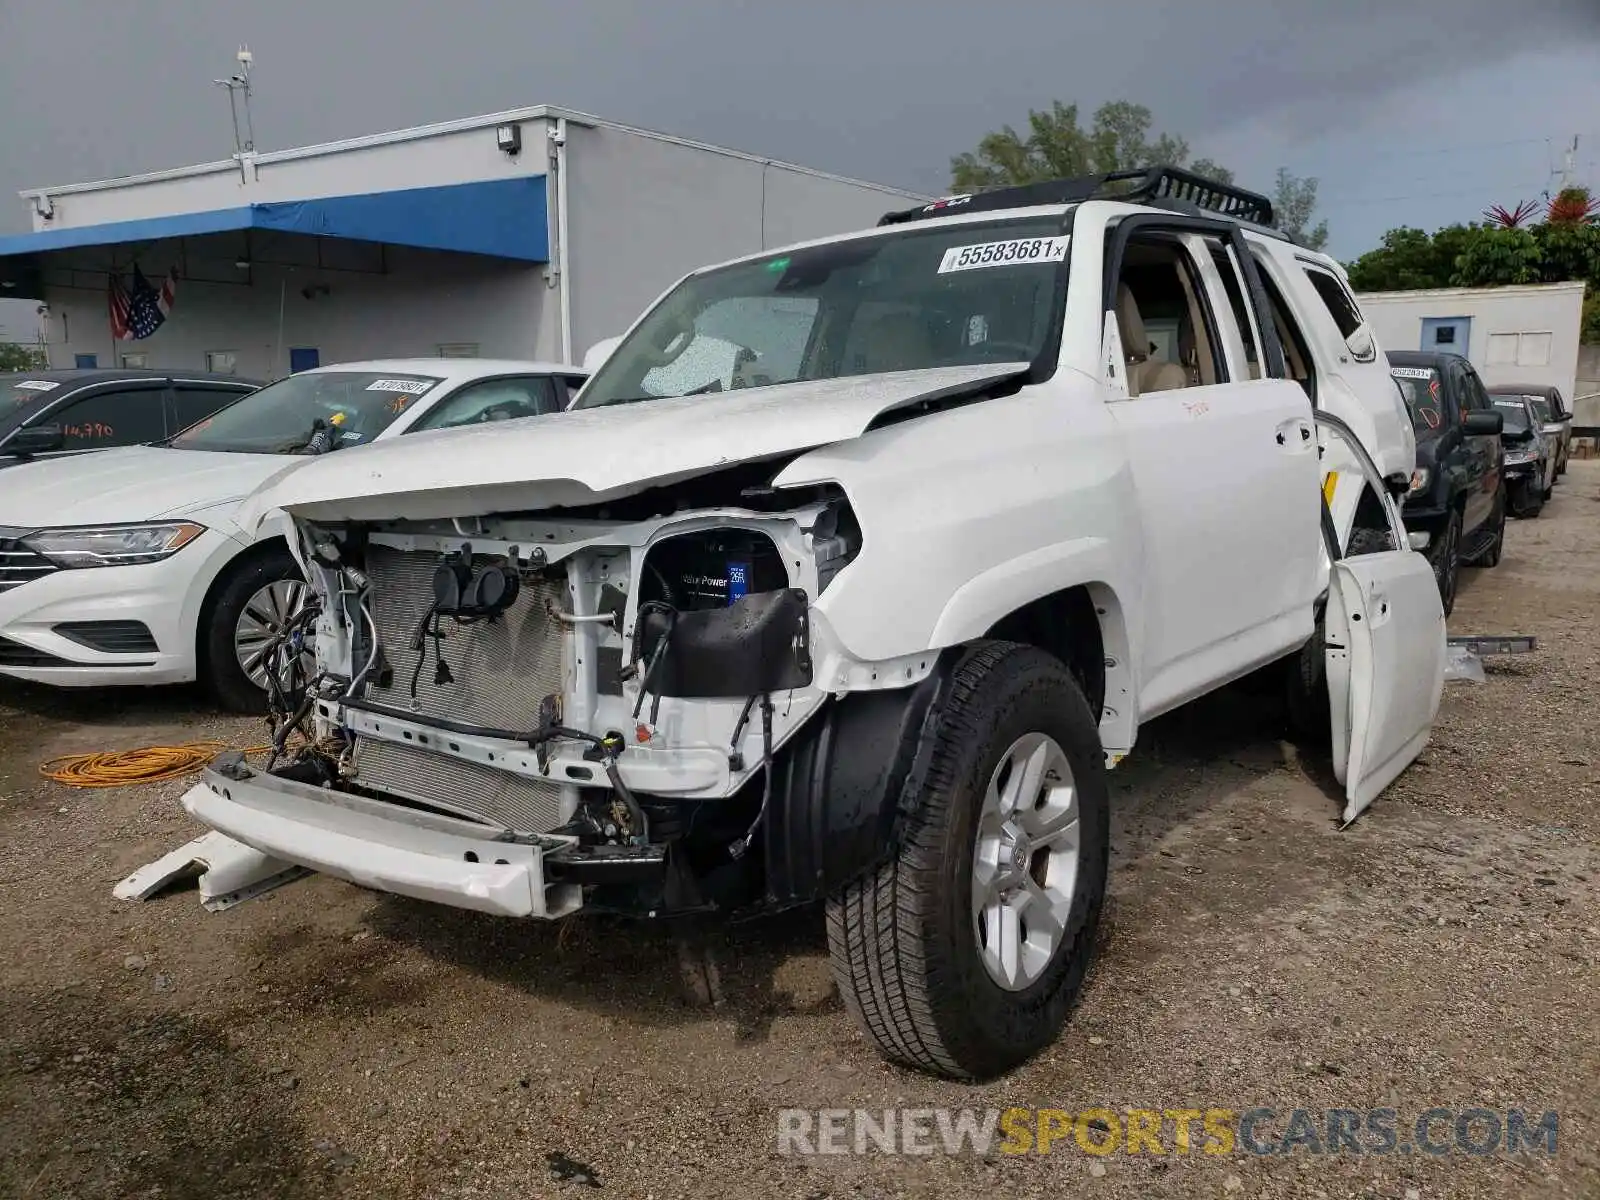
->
2 466 1597 1200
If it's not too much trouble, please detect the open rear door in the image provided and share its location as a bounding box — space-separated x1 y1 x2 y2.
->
1319 416 1446 823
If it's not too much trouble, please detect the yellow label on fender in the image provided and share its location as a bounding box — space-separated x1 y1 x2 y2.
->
1322 471 1338 508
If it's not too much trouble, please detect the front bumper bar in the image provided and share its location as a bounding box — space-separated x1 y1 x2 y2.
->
182 763 585 918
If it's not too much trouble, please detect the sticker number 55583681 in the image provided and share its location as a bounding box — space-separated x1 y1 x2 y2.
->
938 236 1069 273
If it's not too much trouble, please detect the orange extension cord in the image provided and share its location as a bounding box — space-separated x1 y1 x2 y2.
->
38 741 275 788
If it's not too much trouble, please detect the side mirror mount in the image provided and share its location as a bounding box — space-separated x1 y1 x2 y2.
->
3 423 65 457
582 336 622 372
1461 411 1503 436
1345 328 1378 363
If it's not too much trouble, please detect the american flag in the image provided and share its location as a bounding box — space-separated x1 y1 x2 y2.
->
108 265 177 341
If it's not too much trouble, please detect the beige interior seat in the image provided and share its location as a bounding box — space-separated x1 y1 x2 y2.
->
860 311 935 374
1116 284 1187 397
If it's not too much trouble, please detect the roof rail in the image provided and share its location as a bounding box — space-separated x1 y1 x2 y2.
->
879 165 1278 231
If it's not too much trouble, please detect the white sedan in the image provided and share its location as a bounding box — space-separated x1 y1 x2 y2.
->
0 358 585 710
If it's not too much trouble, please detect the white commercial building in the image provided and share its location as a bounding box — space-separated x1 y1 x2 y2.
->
0 106 923 378
1353 280 1586 404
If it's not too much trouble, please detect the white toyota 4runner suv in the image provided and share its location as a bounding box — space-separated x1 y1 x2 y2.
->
152 169 1443 1081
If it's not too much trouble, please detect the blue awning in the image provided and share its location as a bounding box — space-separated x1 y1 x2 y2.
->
0 176 549 263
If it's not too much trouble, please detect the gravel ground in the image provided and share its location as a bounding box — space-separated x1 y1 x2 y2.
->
1 465 1597 1200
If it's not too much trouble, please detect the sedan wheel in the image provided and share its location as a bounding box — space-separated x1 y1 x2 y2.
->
234 578 311 690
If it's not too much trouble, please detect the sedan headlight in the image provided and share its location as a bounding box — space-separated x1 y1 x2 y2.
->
23 522 206 568
1407 468 1430 495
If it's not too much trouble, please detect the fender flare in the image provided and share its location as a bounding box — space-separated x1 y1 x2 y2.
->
763 648 960 905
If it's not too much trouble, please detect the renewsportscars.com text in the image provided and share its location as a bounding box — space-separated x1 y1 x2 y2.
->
776 1107 1559 1158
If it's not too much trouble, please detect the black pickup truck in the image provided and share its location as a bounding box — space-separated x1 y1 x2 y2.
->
1387 350 1505 615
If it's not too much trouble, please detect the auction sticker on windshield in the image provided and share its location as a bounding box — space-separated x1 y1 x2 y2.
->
13 380 58 391
938 237 1069 273
1390 367 1434 380
365 378 432 394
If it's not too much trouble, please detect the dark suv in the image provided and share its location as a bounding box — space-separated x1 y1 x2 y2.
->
1387 350 1505 614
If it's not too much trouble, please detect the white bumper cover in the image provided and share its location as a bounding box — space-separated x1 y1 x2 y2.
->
180 770 582 918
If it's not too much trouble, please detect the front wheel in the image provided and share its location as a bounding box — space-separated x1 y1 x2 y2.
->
1509 480 1544 519
201 549 310 713
1427 509 1462 616
825 642 1109 1081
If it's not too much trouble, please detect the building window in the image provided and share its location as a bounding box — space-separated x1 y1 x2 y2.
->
437 342 480 358
120 352 148 369
1487 332 1553 368
1517 331 1552 367
74 353 97 368
206 351 238 375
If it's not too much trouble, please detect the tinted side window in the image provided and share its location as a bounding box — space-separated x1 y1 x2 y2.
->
1300 264 1364 340
411 376 559 432
48 386 168 449
1460 365 1493 413
172 385 251 433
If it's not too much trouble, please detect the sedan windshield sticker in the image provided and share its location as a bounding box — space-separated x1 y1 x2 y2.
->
938 237 1070 273
365 378 431 394
1389 367 1434 380
14 380 58 392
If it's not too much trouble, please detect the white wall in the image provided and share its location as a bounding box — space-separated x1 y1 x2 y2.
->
1355 282 1586 401
564 122 921 357
39 239 551 379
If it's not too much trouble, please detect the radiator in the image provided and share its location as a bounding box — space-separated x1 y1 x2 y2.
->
352 544 568 833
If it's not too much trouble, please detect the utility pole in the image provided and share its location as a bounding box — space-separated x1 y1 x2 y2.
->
1557 135 1579 191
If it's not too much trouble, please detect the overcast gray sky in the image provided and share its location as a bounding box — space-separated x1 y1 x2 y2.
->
1 0 1598 338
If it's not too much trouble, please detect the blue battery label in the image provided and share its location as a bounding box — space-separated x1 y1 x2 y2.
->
726 562 749 604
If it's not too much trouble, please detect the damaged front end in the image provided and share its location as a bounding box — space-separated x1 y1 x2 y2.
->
180 467 938 919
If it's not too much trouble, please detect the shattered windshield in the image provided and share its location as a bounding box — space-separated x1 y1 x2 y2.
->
575 217 1069 408
169 371 443 454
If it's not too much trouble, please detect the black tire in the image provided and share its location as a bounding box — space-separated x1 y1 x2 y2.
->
825 642 1109 1081
1470 484 1506 569
1427 508 1461 617
1344 526 1391 557
1284 610 1330 749
201 547 305 714
1509 481 1542 519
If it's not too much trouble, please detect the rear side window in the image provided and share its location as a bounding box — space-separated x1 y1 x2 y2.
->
50 386 168 448
1300 264 1365 340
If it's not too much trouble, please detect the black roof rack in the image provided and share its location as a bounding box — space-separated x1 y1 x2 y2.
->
879 165 1279 232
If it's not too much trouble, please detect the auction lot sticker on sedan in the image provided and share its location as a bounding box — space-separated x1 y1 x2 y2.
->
938 236 1069 272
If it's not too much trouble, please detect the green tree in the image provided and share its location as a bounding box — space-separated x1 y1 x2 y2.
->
1450 226 1544 286
950 100 1234 190
1346 227 1448 291
0 343 46 372
1272 169 1329 251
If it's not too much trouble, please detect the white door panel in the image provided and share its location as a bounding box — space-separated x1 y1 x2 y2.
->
1325 550 1445 822
1118 379 1322 715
